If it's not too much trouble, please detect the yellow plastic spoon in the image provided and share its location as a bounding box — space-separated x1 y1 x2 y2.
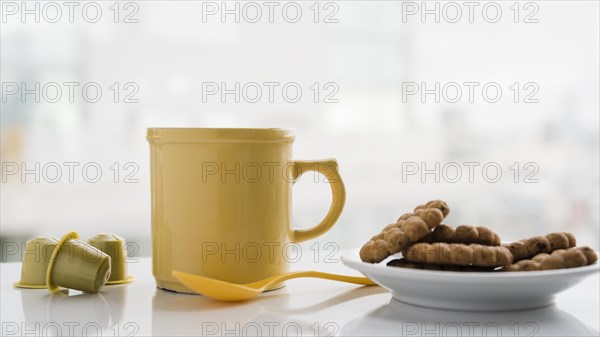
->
172 270 376 302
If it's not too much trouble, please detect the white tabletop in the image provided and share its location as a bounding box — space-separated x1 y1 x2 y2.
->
2 257 599 336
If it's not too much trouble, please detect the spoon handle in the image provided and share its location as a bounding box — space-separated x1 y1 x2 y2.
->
249 271 376 288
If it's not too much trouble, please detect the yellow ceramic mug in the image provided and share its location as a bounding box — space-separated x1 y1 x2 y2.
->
147 128 346 293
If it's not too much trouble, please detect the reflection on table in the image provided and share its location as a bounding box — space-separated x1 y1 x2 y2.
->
342 299 598 336
16 285 127 336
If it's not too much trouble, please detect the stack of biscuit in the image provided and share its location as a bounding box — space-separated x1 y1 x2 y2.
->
359 200 598 272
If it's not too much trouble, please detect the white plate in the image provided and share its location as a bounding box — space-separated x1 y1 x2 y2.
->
341 249 599 311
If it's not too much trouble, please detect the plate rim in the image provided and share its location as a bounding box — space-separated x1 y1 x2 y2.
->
340 248 600 280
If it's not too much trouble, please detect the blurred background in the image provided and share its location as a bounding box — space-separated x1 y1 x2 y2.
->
1 1 599 261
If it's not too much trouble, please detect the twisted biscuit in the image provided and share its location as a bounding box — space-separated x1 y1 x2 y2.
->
359 200 450 263
387 258 497 272
503 232 576 262
403 242 513 267
504 246 597 271
420 224 501 246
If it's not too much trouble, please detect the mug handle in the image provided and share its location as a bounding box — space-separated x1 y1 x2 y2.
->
291 159 346 243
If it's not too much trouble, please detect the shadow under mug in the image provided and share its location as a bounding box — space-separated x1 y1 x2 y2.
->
147 128 346 293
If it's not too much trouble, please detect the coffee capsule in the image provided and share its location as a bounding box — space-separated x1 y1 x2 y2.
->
14 236 58 289
46 231 111 293
88 233 133 284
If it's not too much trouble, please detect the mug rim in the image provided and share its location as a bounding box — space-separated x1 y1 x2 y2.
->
147 128 295 143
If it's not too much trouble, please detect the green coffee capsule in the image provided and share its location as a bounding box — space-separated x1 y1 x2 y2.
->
88 233 133 284
46 231 111 293
14 236 58 289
